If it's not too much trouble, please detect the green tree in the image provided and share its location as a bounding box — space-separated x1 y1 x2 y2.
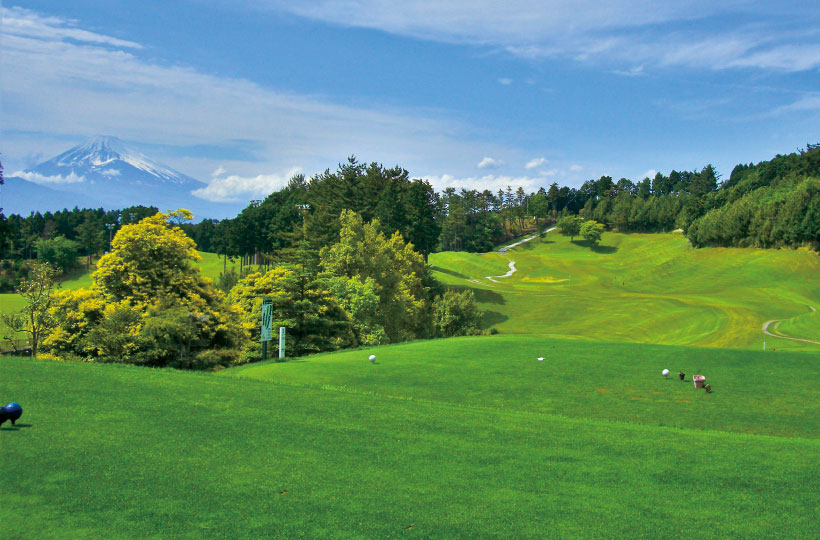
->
35 235 80 272
432 289 483 337
557 215 583 241
1 261 59 357
325 275 387 346
321 210 432 342
229 265 354 360
76 217 107 267
529 192 550 225
580 220 605 246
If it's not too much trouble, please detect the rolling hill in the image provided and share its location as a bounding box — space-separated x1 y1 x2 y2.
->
2 232 819 538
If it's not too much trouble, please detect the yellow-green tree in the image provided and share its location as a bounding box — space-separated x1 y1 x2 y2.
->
94 209 200 303
580 220 605 246
43 210 243 369
320 210 431 342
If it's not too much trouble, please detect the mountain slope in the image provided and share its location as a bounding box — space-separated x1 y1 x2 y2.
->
8 136 243 219
1 175 106 216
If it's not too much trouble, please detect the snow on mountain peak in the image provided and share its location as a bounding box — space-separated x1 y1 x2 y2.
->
43 135 196 185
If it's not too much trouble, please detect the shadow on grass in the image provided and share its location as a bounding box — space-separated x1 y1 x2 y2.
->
448 285 505 305
429 266 470 280
482 311 508 327
591 245 618 254
569 240 618 254
1 423 30 431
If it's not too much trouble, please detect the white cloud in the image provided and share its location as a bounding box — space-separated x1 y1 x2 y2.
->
641 169 658 180
477 156 503 169
100 169 121 177
254 1 820 73
525 157 546 169
13 170 86 184
422 173 544 193
569 164 583 172
497 78 513 86
611 65 645 77
193 167 303 202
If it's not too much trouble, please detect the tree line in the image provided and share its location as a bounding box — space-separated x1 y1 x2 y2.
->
2 145 818 284
577 145 820 249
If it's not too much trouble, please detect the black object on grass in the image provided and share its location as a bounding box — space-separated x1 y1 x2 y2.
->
0 403 23 426
679 372 685 381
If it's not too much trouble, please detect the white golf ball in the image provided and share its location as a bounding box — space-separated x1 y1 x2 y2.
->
537 357 544 362
662 369 670 377
369 355 376 362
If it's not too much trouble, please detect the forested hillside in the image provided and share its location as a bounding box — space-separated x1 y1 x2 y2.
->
2 146 818 270
581 144 820 249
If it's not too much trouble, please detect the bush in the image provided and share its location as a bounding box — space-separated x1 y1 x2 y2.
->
193 348 239 370
433 289 483 338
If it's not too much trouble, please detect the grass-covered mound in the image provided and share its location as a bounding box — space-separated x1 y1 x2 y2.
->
3 337 820 539
430 231 820 350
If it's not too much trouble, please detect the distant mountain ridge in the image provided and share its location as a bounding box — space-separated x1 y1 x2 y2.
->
3 136 243 219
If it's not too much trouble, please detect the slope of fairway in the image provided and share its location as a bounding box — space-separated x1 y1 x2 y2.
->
775 308 820 343
429 232 820 350
4 348 819 539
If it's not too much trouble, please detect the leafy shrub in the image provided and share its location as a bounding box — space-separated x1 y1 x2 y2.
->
433 289 483 338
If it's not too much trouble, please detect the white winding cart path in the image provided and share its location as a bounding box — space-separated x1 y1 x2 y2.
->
484 227 557 283
762 305 820 346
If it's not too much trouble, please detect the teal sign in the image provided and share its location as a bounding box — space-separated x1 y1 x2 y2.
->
260 299 273 342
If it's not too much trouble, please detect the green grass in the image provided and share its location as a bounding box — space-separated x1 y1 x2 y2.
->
776 308 820 342
3 234 820 537
4 343 820 539
429 231 820 351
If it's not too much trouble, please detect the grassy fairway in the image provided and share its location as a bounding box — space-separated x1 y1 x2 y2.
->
3 340 820 539
3 234 819 538
429 231 820 351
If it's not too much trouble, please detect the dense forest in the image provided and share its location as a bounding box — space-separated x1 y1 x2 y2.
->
2 145 818 285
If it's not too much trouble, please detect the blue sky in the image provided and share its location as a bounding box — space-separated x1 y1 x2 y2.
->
2 1 819 202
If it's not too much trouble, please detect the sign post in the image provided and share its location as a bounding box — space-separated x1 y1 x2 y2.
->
278 326 286 360
261 298 273 361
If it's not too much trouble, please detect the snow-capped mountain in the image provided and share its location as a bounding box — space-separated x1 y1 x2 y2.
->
20 135 206 199
5 136 243 219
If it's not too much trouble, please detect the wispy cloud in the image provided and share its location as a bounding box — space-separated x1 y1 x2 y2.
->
525 157 546 169
12 170 87 184
2 6 142 49
477 156 503 169
497 78 513 86
770 94 820 115
255 1 820 73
